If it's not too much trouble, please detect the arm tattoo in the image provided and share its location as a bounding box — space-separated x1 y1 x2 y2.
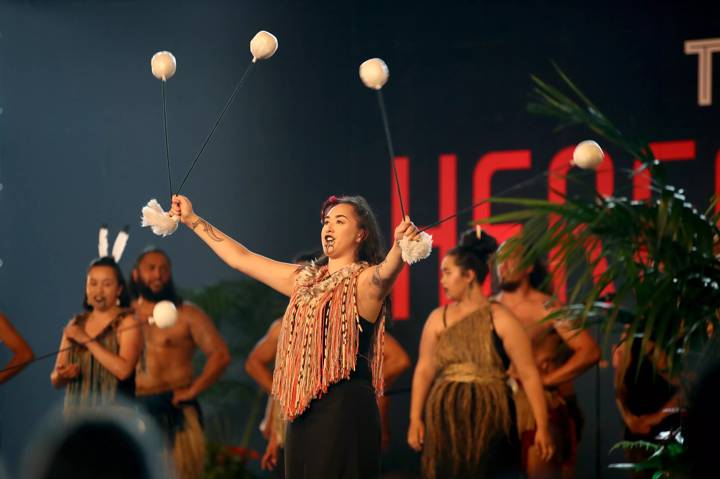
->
371 261 391 289
191 218 224 242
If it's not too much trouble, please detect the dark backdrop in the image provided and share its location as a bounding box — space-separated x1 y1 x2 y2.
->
1 0 718 476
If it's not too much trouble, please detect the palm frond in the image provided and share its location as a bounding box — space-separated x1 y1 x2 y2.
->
484 67 720 371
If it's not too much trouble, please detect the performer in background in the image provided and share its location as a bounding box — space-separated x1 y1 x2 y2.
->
172 193 420 479
130 248 230 479
613 329 681 479
408 230 553 479
50 256 142 413
495 244 600 478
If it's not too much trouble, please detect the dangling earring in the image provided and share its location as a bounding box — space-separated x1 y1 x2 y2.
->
116 297 121 306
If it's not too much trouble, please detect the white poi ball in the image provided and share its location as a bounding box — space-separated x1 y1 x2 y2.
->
151 51 177 81
250 31 278 63
149 300 177 328
359 58 389 90
572 140 604 170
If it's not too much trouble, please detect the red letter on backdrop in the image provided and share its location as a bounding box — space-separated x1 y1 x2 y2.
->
391 155 457 319
716 149 720 214
473 150 531 294
633 141 696 200
391 157 410 320
548 146 615 302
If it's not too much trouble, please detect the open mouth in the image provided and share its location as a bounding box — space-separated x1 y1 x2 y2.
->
324 235 335 247
94 297 107 304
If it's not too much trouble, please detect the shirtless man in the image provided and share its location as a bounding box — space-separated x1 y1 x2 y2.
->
496 245 600 479
130 249 230 479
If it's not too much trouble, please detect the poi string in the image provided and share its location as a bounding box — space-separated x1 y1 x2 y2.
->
174 61 256 195
377 89 406 220
161 80 173 204
359 58 436 263
150 51 178 205
143 31 278 237
172 30 279 195
359 58 407 219
0 303 178 375
0 321 144 375
419 161 610 234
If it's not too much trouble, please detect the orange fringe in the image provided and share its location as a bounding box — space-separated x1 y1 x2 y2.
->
272 262 384 419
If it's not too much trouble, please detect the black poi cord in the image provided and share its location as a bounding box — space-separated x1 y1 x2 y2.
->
0 317 152 375
376 89 407 220
161 80 173 205
373 86 607 233
174 62 256 196
418 164 612 233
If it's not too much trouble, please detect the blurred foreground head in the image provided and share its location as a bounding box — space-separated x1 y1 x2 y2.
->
23 400 167 479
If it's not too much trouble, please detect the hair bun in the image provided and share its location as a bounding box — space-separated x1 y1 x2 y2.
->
457 229 498 261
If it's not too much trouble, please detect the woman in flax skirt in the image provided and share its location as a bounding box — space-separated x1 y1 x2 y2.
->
408 230 554 478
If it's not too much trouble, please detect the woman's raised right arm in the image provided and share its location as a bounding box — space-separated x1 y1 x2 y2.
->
172 195 298 296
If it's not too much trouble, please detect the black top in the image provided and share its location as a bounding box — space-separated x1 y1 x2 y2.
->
353 317 376 380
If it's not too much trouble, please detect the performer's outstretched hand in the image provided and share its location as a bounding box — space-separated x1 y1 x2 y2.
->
171 194 197 226
394 216 419 244
407 418 425 451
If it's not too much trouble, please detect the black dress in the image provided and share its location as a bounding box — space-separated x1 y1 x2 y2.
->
283 317 381 479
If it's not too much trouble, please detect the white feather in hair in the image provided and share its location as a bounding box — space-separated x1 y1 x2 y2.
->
98 225 109 258
112 227 130 263
141 199 179 237
399 231 433 265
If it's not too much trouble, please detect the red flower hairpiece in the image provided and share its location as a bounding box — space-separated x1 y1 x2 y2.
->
320 195 341 223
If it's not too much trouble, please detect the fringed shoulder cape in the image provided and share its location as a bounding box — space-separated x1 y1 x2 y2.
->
271 262 385 420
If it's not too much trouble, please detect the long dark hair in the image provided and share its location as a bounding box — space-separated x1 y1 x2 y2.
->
447 229 498 284
83 257 131 311
317 195 385 266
